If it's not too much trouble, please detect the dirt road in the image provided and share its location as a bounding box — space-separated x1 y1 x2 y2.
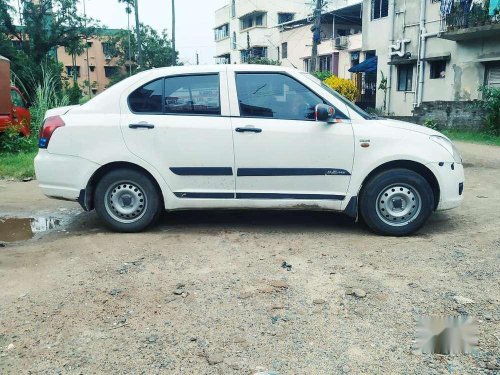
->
0 142 499 374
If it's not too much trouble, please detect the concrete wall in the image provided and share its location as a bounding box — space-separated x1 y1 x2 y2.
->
388 101 487 130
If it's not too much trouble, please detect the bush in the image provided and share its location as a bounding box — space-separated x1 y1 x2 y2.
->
424 119 440 130
0 65 69 154
322 75 359 102
312 71 333 81
479 86 500 136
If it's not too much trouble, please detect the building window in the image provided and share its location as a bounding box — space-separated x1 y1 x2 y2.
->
66 66 80 77
429 60 447 79
90 66 96 72
397 65 414 91
214 23 229 41
104 66 118 78
232 32 237 49
282 42 288 59
86 41 93 48
102 42 117 58
231 0 236 18
319 55 332 72
372 0 389 20
486 64 500 88
255 14 264 26
240 12 266 30
303 58 310 72
278 12 294 24
241 47 267 63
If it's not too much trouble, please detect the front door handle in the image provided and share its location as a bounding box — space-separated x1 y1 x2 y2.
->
129 123 155 129
235 127 262 133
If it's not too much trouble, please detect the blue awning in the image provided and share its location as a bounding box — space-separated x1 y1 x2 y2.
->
348 56 378 73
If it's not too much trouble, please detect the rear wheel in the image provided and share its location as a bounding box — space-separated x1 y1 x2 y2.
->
94 168 162 232
360 169 434 236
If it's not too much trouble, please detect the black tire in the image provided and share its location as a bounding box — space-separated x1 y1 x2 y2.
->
94 168 162 232
359 168 434 236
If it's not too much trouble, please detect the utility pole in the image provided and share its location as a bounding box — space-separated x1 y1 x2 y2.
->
310 0 323 72
83 0 92 98
196 51 199 65
134 0 143 69
172 0 176 66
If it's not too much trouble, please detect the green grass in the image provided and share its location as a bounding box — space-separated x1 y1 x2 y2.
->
442 130 500 146
0 151 37 180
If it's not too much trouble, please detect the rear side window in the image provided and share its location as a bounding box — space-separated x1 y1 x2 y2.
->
128 79 163 113
164 74 220 115
11 90 25 108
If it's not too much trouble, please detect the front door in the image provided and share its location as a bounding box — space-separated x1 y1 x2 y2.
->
229 72 355 204
121 69 235 199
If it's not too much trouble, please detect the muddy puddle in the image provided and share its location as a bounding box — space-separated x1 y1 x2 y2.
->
0 217 63 243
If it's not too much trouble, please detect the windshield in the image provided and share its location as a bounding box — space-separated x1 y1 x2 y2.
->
301 72 377 120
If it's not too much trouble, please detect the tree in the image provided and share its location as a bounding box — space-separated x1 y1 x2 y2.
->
3 0 97 65
106 25 177 86
0 0 97 100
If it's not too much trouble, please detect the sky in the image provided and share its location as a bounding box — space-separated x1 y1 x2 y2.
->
10 0 228 65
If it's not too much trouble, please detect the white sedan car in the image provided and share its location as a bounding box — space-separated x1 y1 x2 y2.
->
35 65 464 236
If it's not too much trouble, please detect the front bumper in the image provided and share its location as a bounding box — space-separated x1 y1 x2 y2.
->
35 150 100 201
428 162 465 211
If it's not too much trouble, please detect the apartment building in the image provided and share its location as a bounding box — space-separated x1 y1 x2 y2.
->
214 0 310 64
279 1 363 78
359 0 500 115
57 29 126 95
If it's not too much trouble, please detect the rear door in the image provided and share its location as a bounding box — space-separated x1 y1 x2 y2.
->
121 67 236 199
228 71 355 206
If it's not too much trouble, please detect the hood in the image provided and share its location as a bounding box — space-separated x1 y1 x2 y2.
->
375 118 443 137
44 105 80 119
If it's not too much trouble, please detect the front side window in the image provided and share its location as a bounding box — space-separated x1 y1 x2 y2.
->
397 65 414 91
164 75 220 115
236 73 325 121
372 0 389 19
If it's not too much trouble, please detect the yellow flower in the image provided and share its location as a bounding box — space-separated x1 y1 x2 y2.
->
323 76 359 103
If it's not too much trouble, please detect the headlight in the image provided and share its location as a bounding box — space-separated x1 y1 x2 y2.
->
430 135 462 164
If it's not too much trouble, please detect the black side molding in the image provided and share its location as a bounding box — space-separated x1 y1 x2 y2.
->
170 167 233 176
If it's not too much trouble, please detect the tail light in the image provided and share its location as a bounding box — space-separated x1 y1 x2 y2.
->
39 116 65 149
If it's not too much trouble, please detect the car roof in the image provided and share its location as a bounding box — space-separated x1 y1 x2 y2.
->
150 64 301 76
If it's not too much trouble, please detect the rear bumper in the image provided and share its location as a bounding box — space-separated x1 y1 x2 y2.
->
34 150 100 201
429 162 465 211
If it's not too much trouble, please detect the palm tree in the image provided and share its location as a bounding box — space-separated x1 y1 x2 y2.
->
118 0 143 68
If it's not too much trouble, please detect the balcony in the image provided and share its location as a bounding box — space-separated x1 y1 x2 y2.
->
439 2 500 41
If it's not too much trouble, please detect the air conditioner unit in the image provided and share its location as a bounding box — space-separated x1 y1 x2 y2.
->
335 36 349 49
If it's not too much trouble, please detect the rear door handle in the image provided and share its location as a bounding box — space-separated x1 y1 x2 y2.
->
235 127 262 133
129 123 155 129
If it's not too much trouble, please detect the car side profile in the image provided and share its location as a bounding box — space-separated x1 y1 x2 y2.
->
35 65 464 236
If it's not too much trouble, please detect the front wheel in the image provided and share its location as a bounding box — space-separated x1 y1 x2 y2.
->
359 169 434 236
94 168 162 232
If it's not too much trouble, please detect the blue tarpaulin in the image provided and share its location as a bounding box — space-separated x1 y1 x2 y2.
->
348 56 378 73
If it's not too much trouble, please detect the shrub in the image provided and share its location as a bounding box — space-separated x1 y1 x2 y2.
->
479 86 500 136
312 71 332 81
322 75 359 102
424 119 440 130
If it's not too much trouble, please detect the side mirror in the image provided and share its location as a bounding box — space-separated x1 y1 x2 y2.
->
315 104 336 124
